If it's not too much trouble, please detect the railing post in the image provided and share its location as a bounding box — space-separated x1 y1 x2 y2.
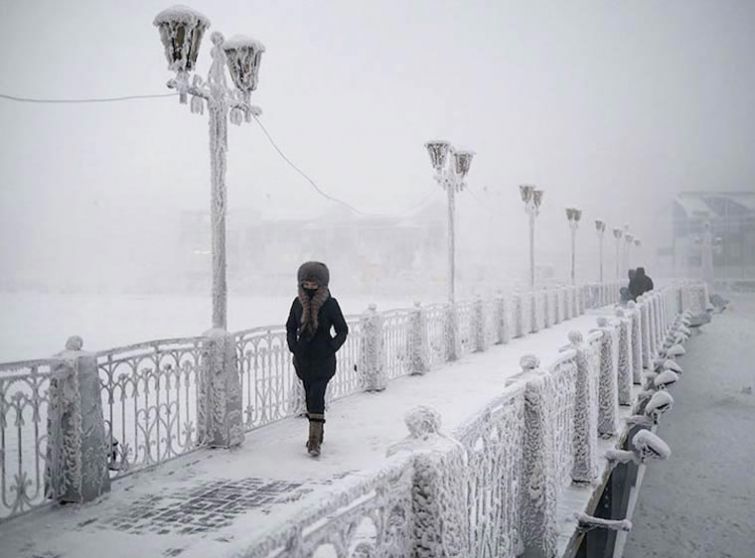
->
627 301 643 383
513 292 524 338
45 336 110 504
529 291 539 334
563 287 572 320
639 296 652 369
408 302 430 375
387 406 468 557
520 355 558 558
553 288 562 324
567 330 598 483
614 309 633 406
198 329 245 448
445 303 461 361
359 304 387 391
495 292 510 345
473 296 487 352
542 289 551 329
593 318 619 438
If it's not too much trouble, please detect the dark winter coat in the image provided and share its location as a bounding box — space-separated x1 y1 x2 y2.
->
286 295 349 380
629 268 654 300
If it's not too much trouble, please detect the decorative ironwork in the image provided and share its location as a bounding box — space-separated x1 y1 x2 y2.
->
548 353 578 489
96 338 203 479
0 359 55 521
382 310 411 380
455 388 526 557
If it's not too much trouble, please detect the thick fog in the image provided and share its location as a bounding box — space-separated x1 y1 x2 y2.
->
2 1 755 356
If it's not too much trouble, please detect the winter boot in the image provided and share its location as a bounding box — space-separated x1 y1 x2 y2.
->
306 414 325 457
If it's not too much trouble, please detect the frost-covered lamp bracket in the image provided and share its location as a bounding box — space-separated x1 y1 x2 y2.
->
576 513 632 533
155 6 265 123
605 428 671 465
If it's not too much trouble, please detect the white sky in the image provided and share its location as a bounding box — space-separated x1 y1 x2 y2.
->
1 0 754 288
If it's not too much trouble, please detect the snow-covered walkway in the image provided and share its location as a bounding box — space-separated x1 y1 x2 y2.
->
0 308 615 558
623 293 755 558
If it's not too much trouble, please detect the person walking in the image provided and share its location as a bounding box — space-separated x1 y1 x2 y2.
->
286 262 349 457
629 267 654 300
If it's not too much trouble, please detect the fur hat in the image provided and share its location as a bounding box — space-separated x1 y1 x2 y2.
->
297 261 330 287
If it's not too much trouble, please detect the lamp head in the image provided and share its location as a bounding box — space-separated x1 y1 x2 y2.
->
453 150 474 178
223 35 265 101
154 5 210 74
519 184 535 203
425 140 451 172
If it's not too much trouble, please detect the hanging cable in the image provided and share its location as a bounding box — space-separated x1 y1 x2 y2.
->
0 92 178 104
251 113 437 218
0 89 436 219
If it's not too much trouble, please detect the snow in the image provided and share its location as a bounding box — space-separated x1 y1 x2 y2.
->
223 35 266 52
153 5 210 27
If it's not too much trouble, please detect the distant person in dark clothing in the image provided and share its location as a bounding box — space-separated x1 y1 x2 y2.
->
620 269 636 304
629 267 654 300
286 261 349 457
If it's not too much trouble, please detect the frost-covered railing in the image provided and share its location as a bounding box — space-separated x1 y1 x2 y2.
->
0 279 629 523
96 338 204 479
455 386 527 556
0 359 55 521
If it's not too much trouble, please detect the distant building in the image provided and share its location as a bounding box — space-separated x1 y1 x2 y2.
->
671 191 755 278
177 202 447 293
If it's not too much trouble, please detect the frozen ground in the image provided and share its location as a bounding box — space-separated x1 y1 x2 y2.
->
0 308 611 558
624 292 755 558
0 291 409 361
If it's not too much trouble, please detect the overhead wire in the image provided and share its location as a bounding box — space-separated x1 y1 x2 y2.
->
0 90 436 219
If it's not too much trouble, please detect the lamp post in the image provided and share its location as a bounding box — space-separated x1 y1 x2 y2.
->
612 227 623 280
154 6 265 330
624 233 634 276
424 141 474 303
566 207 582 284
520 185 544 289
595 219 606 283
633 238 641 269
701 221 714 285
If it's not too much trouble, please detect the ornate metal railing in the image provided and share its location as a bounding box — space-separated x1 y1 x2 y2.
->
548 351 578 490
96 337 204 479
382 309 411 380
0 359 55 521
455 386 527 557
457 300 474 354
235 326 302 429
240 452 415 557
425 303 448 368
329 315 362 400
483 298 500 348
0 279 635 523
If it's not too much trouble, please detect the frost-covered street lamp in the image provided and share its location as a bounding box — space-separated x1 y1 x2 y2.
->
633 238 641 268
425 141 474 303
595 219 607 283
520 185 544 289
154 6 265 330
566 207 582 284
612 227 623 281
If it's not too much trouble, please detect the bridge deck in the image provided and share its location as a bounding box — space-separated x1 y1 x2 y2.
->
0 309 615 558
